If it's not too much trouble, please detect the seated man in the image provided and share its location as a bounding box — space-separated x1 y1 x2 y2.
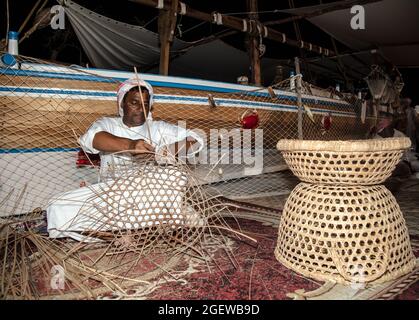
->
81 78 202 178
46 78 204 241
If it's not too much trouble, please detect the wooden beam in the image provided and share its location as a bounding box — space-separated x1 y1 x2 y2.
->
18 0 43 33
247 0 261 85
157 0 178 75
157 7 168 75
130 0 336 57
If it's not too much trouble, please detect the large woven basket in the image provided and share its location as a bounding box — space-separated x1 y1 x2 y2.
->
275 183 416 284
277 138 411 185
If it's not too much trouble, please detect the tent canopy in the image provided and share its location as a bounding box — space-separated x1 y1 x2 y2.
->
63 0 417 86
63 0 282 84
283 0 419 68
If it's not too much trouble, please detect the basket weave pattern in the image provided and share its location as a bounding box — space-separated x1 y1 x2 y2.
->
280 150 404 185
276 138 415 284
277 138 410 185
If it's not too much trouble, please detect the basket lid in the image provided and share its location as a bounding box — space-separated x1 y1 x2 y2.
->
277 137 411 152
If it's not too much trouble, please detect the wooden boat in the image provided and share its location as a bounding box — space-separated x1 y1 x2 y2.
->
0 55 374 215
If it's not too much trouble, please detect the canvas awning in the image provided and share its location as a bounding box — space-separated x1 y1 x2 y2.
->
283 0 419 68
62 0 284 84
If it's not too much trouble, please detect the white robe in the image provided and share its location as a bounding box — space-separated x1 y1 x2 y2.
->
79 116 203 178
47 117 204 241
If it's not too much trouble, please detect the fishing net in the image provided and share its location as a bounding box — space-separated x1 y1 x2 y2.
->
0 53 374 217
0 53 375 298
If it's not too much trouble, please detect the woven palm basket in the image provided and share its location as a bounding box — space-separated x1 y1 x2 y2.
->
275 138 415 284
274 183 416 284
277 138 411 185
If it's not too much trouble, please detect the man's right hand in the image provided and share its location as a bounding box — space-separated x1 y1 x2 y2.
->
129 139 155 155
92 132 155 157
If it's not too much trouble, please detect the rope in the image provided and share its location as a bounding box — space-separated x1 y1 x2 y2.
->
281 33 286 43
156 0 164 9
181 21 207 35
242 19 247 32
18 0 42 33
211 12 223 25
18 0 50 44
220 9 281 16
179 2 186 15
143 15 158 28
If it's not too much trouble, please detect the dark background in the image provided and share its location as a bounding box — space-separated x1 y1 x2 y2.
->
1 0 418 104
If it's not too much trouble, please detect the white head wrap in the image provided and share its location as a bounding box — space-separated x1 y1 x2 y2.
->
116 78 154 117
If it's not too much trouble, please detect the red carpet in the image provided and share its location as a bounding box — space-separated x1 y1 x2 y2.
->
142 220 419 300
143 218 322 300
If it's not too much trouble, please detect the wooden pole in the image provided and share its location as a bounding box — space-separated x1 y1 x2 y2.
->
159 38 171 75
18 0 42 33
130 0 336 57
295 57 304 139
157 0 179 75
247 0 261 85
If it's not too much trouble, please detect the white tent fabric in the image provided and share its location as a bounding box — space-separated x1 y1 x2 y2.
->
283 0 419 67
63 0 189 71
63 0 280 83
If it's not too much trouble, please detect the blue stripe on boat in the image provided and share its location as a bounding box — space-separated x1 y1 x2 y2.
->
0 147 80 154
0 68 248 92
0 86 115 97
0 85 351 110
1 68 119 82
155 96 351 114
0 68 352 108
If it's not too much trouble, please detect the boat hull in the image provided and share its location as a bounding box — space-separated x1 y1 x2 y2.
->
0 62 373 215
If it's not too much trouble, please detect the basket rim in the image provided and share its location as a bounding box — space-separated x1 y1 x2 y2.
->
277 137 411 152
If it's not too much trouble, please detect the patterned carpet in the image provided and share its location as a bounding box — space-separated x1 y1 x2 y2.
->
95 178 419 300
23 176 417 300
99 217 321 300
